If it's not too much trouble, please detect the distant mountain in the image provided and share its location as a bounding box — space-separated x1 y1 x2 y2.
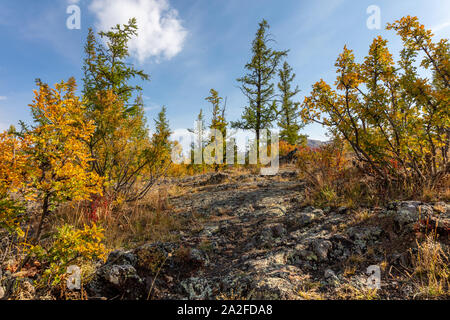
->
306 139 327 148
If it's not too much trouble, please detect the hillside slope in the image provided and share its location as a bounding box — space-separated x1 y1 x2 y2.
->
86 169 449 300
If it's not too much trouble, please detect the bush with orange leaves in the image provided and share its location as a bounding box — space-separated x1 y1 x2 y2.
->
279 140 298 157
0 130 29 236
23 80 104 244
301 16 449 197
0 80 106 298
296 139 375 207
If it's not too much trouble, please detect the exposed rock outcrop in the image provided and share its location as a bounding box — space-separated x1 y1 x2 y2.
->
87 169 449 300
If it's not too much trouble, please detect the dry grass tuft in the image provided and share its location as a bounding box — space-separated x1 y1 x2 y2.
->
335 282 379 300
216 289 248 300
52 187 188 250
297 279 324 300
412 235 449 299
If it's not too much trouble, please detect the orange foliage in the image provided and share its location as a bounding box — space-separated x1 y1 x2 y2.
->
25 81 103 204
279 140 298 157
0 131 29 195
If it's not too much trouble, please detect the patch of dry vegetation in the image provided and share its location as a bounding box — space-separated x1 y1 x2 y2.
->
52 187 190 250
412 235 449 299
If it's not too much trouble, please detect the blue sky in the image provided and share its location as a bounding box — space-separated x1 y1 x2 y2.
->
0 0 449 141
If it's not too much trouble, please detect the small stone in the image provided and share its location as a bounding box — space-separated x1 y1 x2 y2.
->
298 212 314 224
311 208 325 217
266 205 287 217
395 209 419 228
106 265 138 286
312 239 332 261
399 201 421 214
286 212 316 230
337 206 348 214
272 224 287 238
202 224 220 236
190 248 210 266
324 269 337 279
257 228 275 248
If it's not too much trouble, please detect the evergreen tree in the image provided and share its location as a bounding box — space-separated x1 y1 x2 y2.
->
231 19 287 163
81 18 157 201
207 89 223 128
206 89 227 170
188 109 206 169
277 61 305 145
82 18 149 113
153 106 172 154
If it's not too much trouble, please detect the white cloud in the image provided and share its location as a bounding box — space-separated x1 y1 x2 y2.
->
0 96 7 101
89 0 187 63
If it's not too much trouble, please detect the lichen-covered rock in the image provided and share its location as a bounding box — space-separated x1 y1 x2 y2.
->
285 212 315 230
87 251 146 300
324 269 338 281
345 226 383 253
189 248 210 267
311 239 332 261
393 201 422 231
251 277 300 300
103 265 139 287
271 224 287 238
181 277 213 300
87 241 214 299
106 250 138 267
82 170 447 300
392 201 449 234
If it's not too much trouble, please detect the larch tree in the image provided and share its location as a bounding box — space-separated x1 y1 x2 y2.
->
82 18 157 201
189 109 207 171
231 19 287 163
206 89 227 170
152 106 172 166
276 61 306 145
82 18 149 112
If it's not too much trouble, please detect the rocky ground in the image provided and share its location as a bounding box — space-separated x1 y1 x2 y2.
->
86 168 449 300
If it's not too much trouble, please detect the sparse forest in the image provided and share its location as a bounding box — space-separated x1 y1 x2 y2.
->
0 15 448 301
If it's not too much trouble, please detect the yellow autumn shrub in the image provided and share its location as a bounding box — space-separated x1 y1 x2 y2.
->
301 16 449 196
